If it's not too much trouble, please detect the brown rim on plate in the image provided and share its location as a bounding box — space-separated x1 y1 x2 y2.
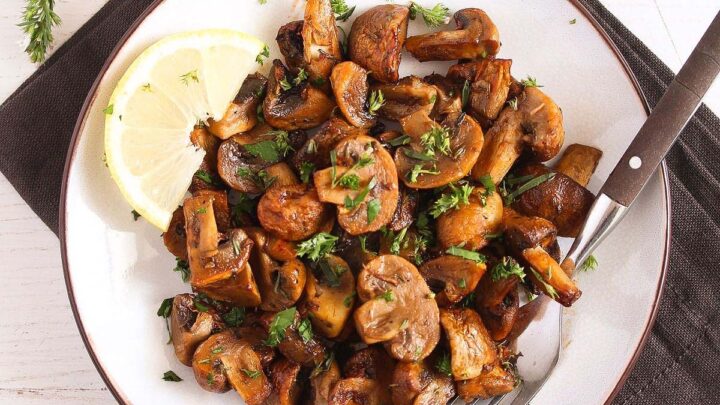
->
58 1 671 404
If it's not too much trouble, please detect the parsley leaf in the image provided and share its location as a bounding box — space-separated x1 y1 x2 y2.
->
244 140 280 162
222 307 245 327
420 127 452 157
194 169 215 185
461 79 471 107
299 162 315 184
409 2 451 28
103 104 114 115
367 199 381 224
298 318 314 343
491 257 526 281
331 0 355 21
429 183 474 218
378 290 394 302
368 90 385 115
408 164 440 183
241 369 261 378
131 209 141 221
297 232 338 261
579 255 598 272
172 258 190 282
157 297 173 342
162 370 182 382
338 174 360 190
256 44 270 65
387 135 411 147
316 258 345 287
344 177 377 209
343 291 356 308
529 268 558 299
403 148 436 162
521 76 543 88
390 227 409 255
435 353 452 376
446 245 486 263
265 307 297 347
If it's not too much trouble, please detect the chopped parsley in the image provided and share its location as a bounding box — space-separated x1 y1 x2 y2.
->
409 2 451 28
570 18 577 24
265 307 297 347
242 369 261 379
389 227 410 255
103 104 114 115
256 44 270 65
157 297 173 342
299 162 316 184
338 174 360 190
298 318 314 343
344 177 377 210
367 199 381 223
408 164 440 183
180 69 199 85
403 148 436 162
243 130 293 163
507 97 518 110
368 90 385 115
296 232 338 261
378 290 394 302
521 76 543 88
491 257 526 281
446 245 486 264
331 150 374 188
579 255 598 272
194 169 215 185
172 258 190 282
343 291 356 308
222 307 245 327
331 0 355 21
162 370 182 382
436 353 452 376
420 127 452 157
131 209 141 221
529 268 559 299
317 258 345 287
461 79 471 107
429 183 474 218
387 135 411 147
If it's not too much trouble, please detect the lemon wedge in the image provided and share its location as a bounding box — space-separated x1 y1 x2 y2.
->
104 30 265 230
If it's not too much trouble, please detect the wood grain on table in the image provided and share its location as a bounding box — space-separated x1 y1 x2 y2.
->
0 0 718 403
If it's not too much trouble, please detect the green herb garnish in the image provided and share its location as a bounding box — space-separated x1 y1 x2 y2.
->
180 69 199 85
435 353 452 376
409 2 450 28
491 257 526 281
131 209 141 221
297 232 338 261
579 255 598 272
420 127 452 157
19 0 62 63
521 76 543 88
529 268 558 299
387 135 411 147
299 162 315 184
461 79 471 107
256 44 270 65
242 369 261 378
298 318 314 343
368 90 385 115
265 307 297 347
222 307 245 327
367 199 381 224
344 177 377 209
503 172 555 205
162 370 182 382
446 245 486 263
429 183 474 218
173 258 190 282
331 0 355 21
403 148 436 162
378 290 394 302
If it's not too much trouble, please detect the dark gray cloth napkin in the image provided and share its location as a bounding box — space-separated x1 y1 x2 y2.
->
0 0 717 403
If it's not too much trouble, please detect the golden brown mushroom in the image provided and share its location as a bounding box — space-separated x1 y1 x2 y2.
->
330 61 376 128
354 255 440 361
523 245 582 307
267 358 303 405
257 184 333 241
554 143 603 187
328 378 388 405
502 207 558 254
456 360 516 402
216 123 283 194
472 86 565 184
387 187 419 232
189 126 222 193
276 20 305 70
395 111 484 189
263 60 335 130
291 116 366 171
370 76 437 121
302 0 343 83
314 135 399 235
447 59 512 126
439 308 496 380
419 255 487 306
391 360 455 405
169 293 215 366
344 346 396 383
405 8 500 61
208 73 268 139
436 186 503 251
424 73 463 119
163 207 188 260
305 255 356 338
476 271 520 342
309 356 342 405
348 5 410 83
263 161 300 188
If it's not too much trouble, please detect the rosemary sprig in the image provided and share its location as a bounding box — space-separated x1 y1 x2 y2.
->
19 0 62 63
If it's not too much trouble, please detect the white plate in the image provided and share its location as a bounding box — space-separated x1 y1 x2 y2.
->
60 0 669 404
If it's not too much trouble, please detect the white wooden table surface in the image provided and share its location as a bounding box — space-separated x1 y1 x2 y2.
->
0 0 719 403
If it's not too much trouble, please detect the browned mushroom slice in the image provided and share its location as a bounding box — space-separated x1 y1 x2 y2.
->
267 358 303 405
216 123 281 193
354 255 440 361
189 126 222 193
263 60 335 130
309 356 341 405
523 245 581 307
291 116 366 171
163 207 187 260
436 187 502 251
257 184 333 241
456 361 516 402
303 0 343 83
502 207 557 254
371 76 437 121
424 73 463 118
235 325 276 368
305 255 355 338
472 86 565 184
208 73 268 139
511 164 594 237
246 228 307 311
277 20 305 70
348 5 410 83
447 59 512 126
184 196 262 306
330 61 377 128
263 162 300 188
328 378 389 405
405 8 500 61
395 111 484 189
170 293 214 366
192 332 273 403
476 275 519 342
194 189 231 232
388 187 419 232
314 135 399 235
439 308 496 380
344 346 396 383
419 255 486 306
391 360 455 405
378 227 426 265
554 143 603 187
260 309 327 366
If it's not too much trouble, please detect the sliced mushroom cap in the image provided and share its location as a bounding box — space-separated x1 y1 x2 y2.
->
523 245 581 307
192 332 273 403
354 255 440 361
456 361 516 402
163 207 188 260
424 73 463 118
405 8 500 61
478 285 519 342
309 357 341 405
439 308 496 380
330 61 376 128
208 73 268 139
246 228 307 311
235 325 277 368
436 187 503 251
170 293 215 366
348 5 410 83
344 346 396 383
217 123 278 193
388 187 419 232
511 164 594 237
184 196 262 306
305 255 356 338
553 143 603 188
371 76 437 121
263 161 300 188
419 255 487 306
314 135 399 235
328 377 389 405
303 0 343 82
257 184 334 241
262 310 327 366
395 111 484 189
267 358 303 405
189 126 222 193
391 360 455 405
447 59 512 126
277 20 305 70
291 116 366 171
194 189 232 231
263 60 335 130
502 207 557 254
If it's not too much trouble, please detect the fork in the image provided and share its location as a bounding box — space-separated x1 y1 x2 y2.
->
449 10 720 405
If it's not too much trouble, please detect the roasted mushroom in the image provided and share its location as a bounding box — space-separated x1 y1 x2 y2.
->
309 356 342 405
436 186 503 251
163 207 188 260
476 270 520 342
277 21 305 70
395 111 485 188
447 59 512 126
257 184 333 241
456 360 516 402
439 308 496 380
502 207 558 254
264 309 327 366
305 255 356 338
424 73 463 118
208 73 268 139
267 358 303 405
189 126 222 193
370 76 437 121
391 360 455 405
511 163 594 237
314 135 399 235
246 228 307 311
217 123 281 194
184 195 261 306
523 245 581 307
405 8 500 61
387 187 419 232
344 346 396 383
263 60 335 130
192 331 272 404
330 61 377 128
354 255 440 361
302 0 343 83
348 5 410 83
419 255 486 306
328 378 388 405
263 161 300 188
194 189 232 231
472 86 565 184
170 293 215 366
554 143 603 187
291 116 365 171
